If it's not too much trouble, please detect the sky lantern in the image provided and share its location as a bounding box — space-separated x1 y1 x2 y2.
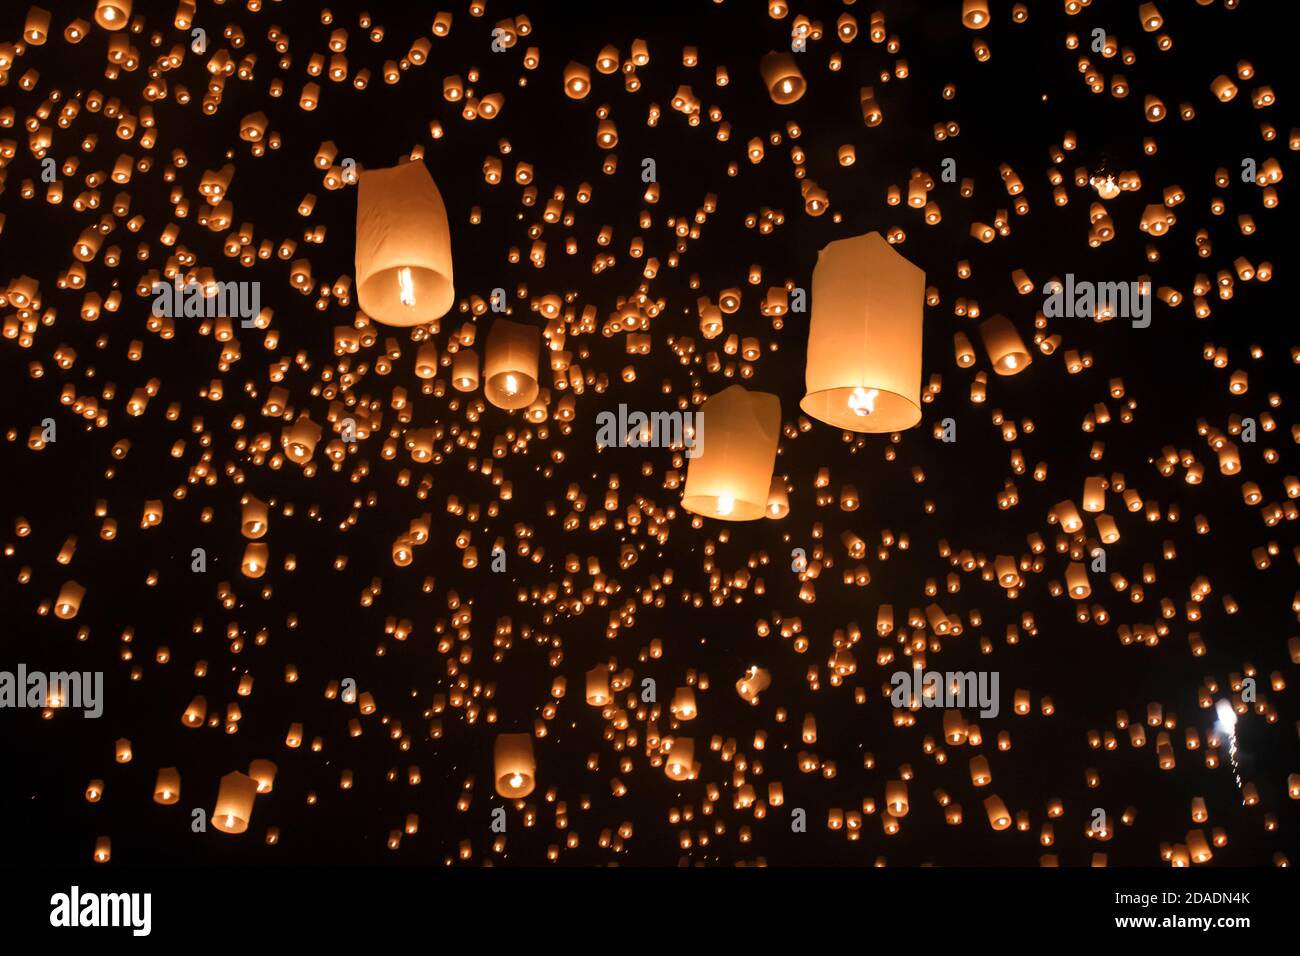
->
95 0 130 31
355 160 455 327
213 771 258 834
760 52 806 104
682 385 781 520
800 231 926 432
494 733 537 798
483 318 541 410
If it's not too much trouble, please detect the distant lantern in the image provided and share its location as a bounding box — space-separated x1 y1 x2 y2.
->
682 385 781 521
760 52 806 105
213 771 258 834
483 318 541 410
355 160 454 327
493 733 537 798
95 0 131 31
800 231 926 433
978 315 1032 375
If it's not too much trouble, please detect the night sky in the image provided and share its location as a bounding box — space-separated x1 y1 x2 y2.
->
1 0 1297 871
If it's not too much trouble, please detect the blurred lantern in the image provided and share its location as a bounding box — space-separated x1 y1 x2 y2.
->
682 385 781 520
355 160 454 326
800 231 926 432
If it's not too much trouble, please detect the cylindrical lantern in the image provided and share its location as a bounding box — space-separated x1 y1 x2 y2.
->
760 52 806 104
961 0 990 29
585 665 610 706
483 318 541 410
665 738 694 780
355 160 454 326
493 733 537 798
800 231 926 432
452 348 480 391
154 767 181 805
212 771 258 834
95 0 131 31
682 385 781 521
248 759 277 794
978 315 1032 375
765 477 789 519
54 580 86 619
241 496 268 538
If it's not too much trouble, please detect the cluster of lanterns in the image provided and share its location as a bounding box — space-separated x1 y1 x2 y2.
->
2 0 1294 869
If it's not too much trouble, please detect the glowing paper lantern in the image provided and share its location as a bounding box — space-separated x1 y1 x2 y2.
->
493 733 537 798
760 52 806 104
355 160 454 327
800 231 926 433
95 0 131 31
665 738 694 780
682 385 781 521
213 771 258 834
978 315 1032 375
154 767 181 805
962 0 990 29
483 318 541 410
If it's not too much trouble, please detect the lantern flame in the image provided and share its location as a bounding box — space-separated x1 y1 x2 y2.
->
397 267 416 307
847 386 879 417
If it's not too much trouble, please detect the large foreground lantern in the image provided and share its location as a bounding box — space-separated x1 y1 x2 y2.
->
682 385 781 521
483 318 541 410
355 160 454 327
800 231 926 433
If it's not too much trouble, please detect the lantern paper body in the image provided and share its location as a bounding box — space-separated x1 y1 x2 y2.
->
682 385 781 521
493 733 537 798
665 738 694 780
355 161 454 327
801 231 925 433
96 0 131 30
760 52 806 105
483 318 541 410
979 315 1032 375
212 771 258 834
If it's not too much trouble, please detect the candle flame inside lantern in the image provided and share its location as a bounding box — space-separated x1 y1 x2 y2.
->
847 386 879 417
509 773 524 789
716 493 735 516
397 266 416 307
504 374 519 395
